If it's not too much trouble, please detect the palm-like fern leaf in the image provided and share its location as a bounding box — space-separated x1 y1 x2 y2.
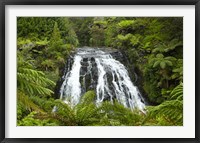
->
99 101 144 126
17 90 44 113
170 83 183 100
75 91 100 125
147 100 183 125
17 67 55 96
145 83 183 125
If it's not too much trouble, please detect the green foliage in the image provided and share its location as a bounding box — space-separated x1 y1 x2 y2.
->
52 91 146 126
55 90 100 126
117 34 133 41
98 101 145 126
170 82 183 100
49 22 63 50
41 59 55 70
117 20 135 29
17 90 44 113
150 54 176 69
35 38 49 46
104 17 183 105
172 59 183 81
17 38 33 48
146 100 183 125
70 17 93 46
17 90 147 126
89 19 106 47
145 83 183 126
17 17 183 126
17 66 55 96
152 39 183 53
18 111 60 126
67 29 79 47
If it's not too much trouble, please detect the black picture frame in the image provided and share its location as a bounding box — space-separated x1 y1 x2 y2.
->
0 0 200 143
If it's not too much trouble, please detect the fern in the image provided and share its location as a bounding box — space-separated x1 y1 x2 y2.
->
54 99 77 125
17 90 44 113
172 59 183 81
147 100 183 125
18 111 60 126
152 39 183 53
145 83 183 126
170 82 183 100
17 67 55 96
32 91 100 126
75 91 100 125
117 20 135 29
98 101 145 126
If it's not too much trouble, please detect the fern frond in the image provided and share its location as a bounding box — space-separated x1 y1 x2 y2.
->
17 67 55 96
99 101 144 126
75 91 100 125
54 100 77 125
170 82 183 100
17 90 44 113
147 100 183 125
145 83 183 126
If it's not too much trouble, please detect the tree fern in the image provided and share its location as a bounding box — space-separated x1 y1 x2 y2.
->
74 91 100 125
54 99 77 125
152 39 183 53
17 66 55 96
145 83 183 126
170 82 183 100
98 101 145 126
43 91 100 126
18 111 60 126
146 100 182 125
17 90 44 113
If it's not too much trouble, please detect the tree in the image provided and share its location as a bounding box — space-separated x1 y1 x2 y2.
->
89 18 107 47
66 29 79 47
49 22 63 51
17 54 55 96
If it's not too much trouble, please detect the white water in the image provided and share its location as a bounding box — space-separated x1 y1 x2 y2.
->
59 48 145 112
60 55 82 106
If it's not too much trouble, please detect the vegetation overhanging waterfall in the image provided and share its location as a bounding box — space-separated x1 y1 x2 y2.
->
59 48 146 112
17 17 183 126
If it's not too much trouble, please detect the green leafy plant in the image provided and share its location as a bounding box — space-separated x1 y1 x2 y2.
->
17 66 55 96
145 83 183 126
150 54 176 69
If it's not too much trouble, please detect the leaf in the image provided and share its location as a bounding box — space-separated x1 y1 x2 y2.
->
146 99 183 125
143 42 151 49
130 35 140 45
118 20 135 29
17 66 55 96
170 83 183 100
160 61 166 69
17 90 45 113
165 60 173 66
153 61 160 68
165 56 176 61
156 54 164 58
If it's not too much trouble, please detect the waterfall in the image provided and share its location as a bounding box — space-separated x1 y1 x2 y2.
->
59 55 82 106
59 48 145 112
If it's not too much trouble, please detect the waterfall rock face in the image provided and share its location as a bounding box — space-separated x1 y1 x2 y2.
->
58 47 145 112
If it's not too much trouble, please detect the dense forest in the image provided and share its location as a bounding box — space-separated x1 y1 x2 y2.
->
17 17 183 126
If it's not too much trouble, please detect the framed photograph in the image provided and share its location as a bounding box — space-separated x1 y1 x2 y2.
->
0 0 199 143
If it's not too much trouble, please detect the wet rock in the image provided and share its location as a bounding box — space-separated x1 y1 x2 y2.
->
55 47 146 112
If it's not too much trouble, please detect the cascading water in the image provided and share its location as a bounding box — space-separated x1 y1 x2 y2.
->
59 48 145 112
